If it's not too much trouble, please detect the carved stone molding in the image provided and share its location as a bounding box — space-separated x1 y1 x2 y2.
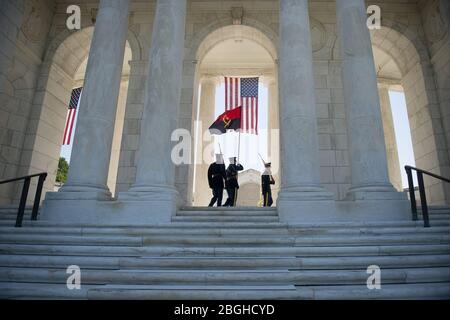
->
231 7 244 25
424 0 447 43
310 19 328 52
21 0 49 42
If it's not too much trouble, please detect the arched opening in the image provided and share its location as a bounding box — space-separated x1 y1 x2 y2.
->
189 25 280 207
373 45 411 191
371 24 450 204
20 27 136 200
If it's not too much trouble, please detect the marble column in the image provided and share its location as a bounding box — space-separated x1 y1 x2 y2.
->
378 84 403 192
126 0 187 205
57 0 130 200
194 76 217 206
336 0 401 200
267 77 279 166
267 77 280 202
277 0 332 205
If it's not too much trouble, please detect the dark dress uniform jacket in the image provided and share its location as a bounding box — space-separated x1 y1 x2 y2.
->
225 164 244 189
208 163 226 189
262 174 275 192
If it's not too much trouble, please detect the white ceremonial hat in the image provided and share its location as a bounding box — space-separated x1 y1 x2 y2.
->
216 154 224 163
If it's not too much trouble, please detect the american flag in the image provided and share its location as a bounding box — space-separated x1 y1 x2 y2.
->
224 77 259 134
62 87 82 145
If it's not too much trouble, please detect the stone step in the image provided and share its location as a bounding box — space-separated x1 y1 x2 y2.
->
172 216 279 222
84 282 450 300
3 217 450 229
0 282 296 300
0 211 277 219
2 243 450 257
424 205 450 211
1 225 450 237
1 266 449 286
416 216 450 221
0 234 143 246
4 221 450 233
1 204 449 300
180 206 276 212
0 226 291 236
2 282 449 300
2 243 450 258
138 234 450 247
176 210 278 216
0 206 33 213
418 210 450 215
0 213 34 221
1 233 450 247
0 220 289 229
1 254 449 270
0 217 450 231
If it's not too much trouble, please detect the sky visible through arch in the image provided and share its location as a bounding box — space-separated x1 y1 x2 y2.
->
389 90 417 188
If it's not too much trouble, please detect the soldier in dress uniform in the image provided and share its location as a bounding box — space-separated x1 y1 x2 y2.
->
261 162 275 207
207 154 226 207
224 157 244 207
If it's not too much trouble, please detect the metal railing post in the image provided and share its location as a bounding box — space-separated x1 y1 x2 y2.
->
31 174 47 221
405 166 418 221
417 172 430 228
15 178 31 228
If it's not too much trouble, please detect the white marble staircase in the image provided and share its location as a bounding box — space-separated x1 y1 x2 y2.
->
0 206 449 299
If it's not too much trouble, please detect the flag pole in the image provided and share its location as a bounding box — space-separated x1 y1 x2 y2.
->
258 153 266 166
237 130 241 164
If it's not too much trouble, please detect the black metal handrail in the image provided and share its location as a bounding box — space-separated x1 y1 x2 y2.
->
0 173 47 227
405 166 450 228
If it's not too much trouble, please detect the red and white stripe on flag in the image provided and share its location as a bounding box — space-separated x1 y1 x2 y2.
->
62 87 82 145
224 77 259 134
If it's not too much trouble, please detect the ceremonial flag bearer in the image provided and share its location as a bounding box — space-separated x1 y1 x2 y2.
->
207 154 226 207
262 162 275 207
224 157 244 207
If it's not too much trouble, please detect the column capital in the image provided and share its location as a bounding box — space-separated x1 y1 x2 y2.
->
377 82 391 90
199 74 220 86
261 75 277 86
377 81 403 93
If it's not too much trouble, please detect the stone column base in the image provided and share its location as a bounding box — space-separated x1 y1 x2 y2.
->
42 187 179 226
345 185 407 201
45 188 112 201
118 186 180 223
278 198 411 224
277 187 335 223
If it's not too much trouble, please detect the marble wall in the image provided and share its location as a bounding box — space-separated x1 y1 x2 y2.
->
0 0 55 203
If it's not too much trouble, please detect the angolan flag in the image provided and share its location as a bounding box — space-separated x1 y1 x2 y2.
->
209 107 242 135
62 87 82 145
224 77 259 134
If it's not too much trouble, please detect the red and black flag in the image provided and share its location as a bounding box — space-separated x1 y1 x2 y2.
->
209 107 242 135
